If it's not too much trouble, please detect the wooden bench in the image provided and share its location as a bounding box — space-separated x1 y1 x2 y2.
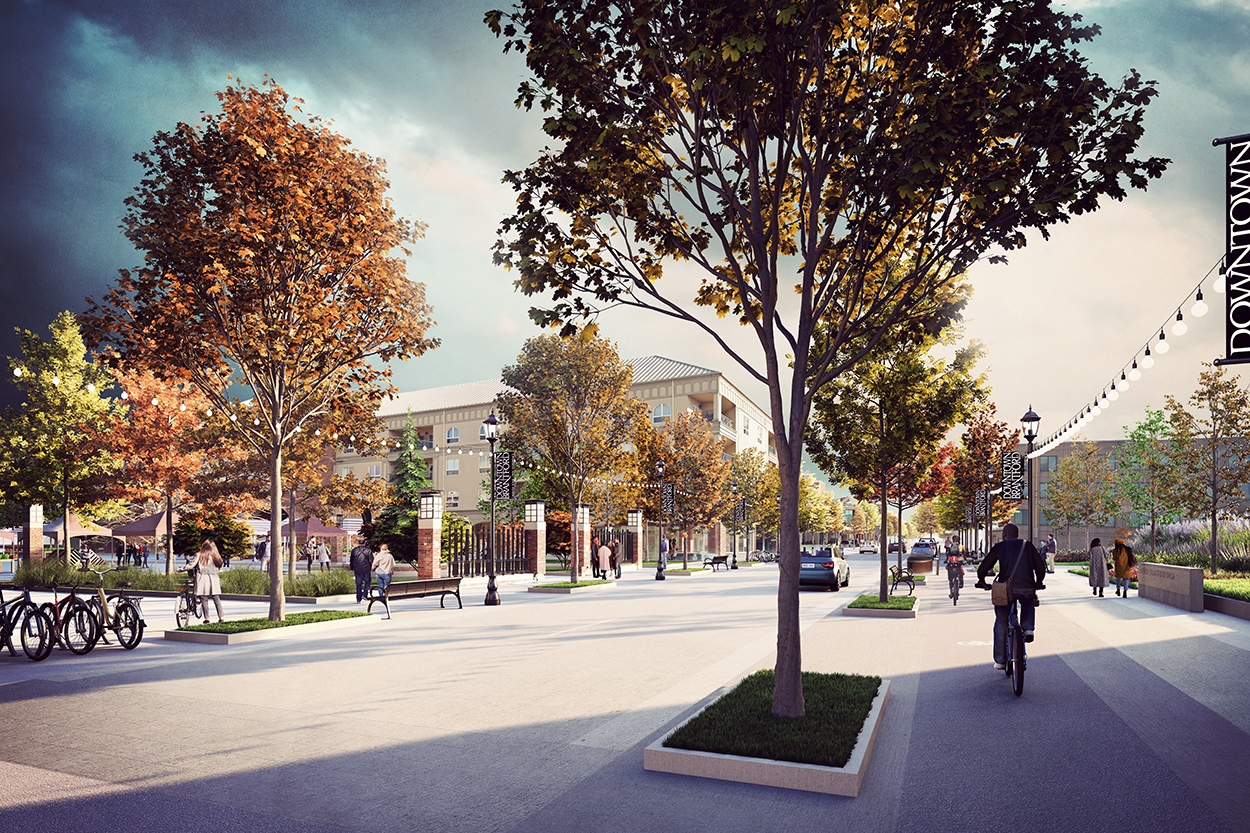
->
367 577 463 619
703 554 730 572
889 566 915 596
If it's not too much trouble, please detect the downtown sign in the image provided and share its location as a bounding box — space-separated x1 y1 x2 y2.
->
1216 131 1250 367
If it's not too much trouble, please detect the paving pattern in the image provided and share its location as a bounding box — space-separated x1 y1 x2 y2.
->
1 555 1246 833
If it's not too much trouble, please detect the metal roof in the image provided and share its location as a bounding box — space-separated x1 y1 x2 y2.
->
626 356 720 385
378 378 512 418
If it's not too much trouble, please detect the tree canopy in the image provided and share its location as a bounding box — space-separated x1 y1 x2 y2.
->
83 77 437 620
487 0 1167 717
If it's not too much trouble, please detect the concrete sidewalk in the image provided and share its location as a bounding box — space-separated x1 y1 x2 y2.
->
1 556 1246 833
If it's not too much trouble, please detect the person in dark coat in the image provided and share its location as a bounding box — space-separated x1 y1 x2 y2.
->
975 523 1047 670
350 541 375 603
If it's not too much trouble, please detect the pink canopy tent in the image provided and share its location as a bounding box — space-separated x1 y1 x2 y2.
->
43 514 113 546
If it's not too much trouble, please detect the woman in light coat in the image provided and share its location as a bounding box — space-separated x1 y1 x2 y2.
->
316 539 331 571
188 540 225 623
371 543 396 596
598 540 613 581
1087 537 1109 598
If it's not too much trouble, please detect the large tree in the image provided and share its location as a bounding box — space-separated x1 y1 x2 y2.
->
83 78 437 620
1045 439 1119 549
946 404 1021 545
654 410 732 565
0 312 123 556
1116 406 1181 555
487 0 1167 716
496 333 649 582
1162 365 1250 573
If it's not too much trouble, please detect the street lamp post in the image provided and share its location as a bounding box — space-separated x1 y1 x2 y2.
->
483 411 500 606
1021 405 1041 548
656 458 666 581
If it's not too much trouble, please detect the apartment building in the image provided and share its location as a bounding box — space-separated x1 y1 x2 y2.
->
333 356 777 525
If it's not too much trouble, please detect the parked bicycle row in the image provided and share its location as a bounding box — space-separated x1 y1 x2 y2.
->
0 565 146 661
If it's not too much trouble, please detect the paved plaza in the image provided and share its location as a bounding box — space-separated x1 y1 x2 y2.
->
2 553 1248 833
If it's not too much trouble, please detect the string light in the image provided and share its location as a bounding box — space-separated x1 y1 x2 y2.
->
1156 330 1170 354
1141 347 1154 369
1172 310 1187 336
1192 288 1208 317
1128 361 1141 381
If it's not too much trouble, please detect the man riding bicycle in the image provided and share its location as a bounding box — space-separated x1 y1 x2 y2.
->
975 523 1046 670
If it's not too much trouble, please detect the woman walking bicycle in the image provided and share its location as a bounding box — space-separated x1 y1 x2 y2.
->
182 540 225 624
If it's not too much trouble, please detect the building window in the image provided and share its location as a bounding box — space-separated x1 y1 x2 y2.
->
340 467 353 478
446 427 460 444
367 464 382 479
446 458 460 477
446 492 459 509
742 414 750 432
1038 455 1059 472
479 453 490 472
1013 510 1026 525
653 403 671 424
1039 482 1050 500
479 423 488 440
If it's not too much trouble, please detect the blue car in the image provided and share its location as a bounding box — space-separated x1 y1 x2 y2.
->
911 541 937 557
799 550 850 591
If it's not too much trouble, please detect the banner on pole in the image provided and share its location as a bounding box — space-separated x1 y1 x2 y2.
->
492 451 514 500
661 483 676 515
1215 132 1250 366
974 489 988 518
1001 451 1023 501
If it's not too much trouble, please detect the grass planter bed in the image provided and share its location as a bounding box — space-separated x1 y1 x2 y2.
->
164 610 372 645
528 580 613 594
645 670 890 796
843 594 918 618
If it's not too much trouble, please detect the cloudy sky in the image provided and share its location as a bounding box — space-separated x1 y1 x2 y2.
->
3 0 1249 461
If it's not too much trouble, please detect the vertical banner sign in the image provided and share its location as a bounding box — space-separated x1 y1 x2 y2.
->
974 489 988 518
964 505 974 526
1001 452 1023 501
1217 133 1250 366
492 451 514 500
661 483 676 515
734 499 746 526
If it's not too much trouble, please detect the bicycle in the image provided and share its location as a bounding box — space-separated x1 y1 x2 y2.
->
82 566 145 650
1003 599 1026 696
0 585 54 661
39 579 100 655
174 567 205 628
946 559 964 606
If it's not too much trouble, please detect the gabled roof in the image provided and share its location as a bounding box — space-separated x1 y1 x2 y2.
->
627 356 719 385
378 378 512 419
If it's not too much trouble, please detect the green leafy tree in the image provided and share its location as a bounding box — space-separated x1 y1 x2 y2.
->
83 78 437 621
0 312 124 556
173 512 251 561
1162 365 1250 573
947 404 1022 544
653 410 732 566
372 412 435 561
1116 407 1181 555
496 334 649 581
487 0 1167 716
1046 439 1119 549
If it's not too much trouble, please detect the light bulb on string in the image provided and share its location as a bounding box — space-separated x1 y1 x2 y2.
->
1142 347 1155 369
1108 382 1119 401
1156 330 1170 354
12 367 21 378
1100 390 1110 407
206 408 212 416
1091 402 1102 416
179 403 186 411
1192 288 1208 317
253 418 260 425
151 397 159 406
87 383 95 394
1216 264 1227 293
1172 310 1187 336
1119 371 1129 392
1128 361 1141 382
52 375 60 386
230 414 237 422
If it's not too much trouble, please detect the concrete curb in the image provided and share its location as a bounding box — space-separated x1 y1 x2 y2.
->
842 600 919 618
528 583 615 594
162 613 378 645
643 679 892 796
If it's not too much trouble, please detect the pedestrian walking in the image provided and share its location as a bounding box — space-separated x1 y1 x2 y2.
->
303 537 316 572
256 534 270 571
1112 538 1136 597
1088 537 1110 598
1043 534 1058 573
221 545 232 569
590 534 602 579
184 539 225 623
660 536 669 569
598 539 613 581
350 540 374 602
611 540 621 579
372 543 395 597
316 538 331 572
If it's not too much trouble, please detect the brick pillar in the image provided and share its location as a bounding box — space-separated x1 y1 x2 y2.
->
707 523 723 555
417 491 444 579
576 503 592 575
627 509 643 570
23 504 43 562
525 500 546 579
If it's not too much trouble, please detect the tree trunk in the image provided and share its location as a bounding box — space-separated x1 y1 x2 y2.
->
878 469 889 604
269 449 285 621
288 488 297 578
773 447 803 717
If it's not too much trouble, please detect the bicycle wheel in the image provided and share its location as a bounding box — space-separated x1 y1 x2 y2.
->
87 597 112 645
174 593 191 629
19 606 54 661
1012 627 1026 696
115 602 143 649
949 575 959 605
62 601 99 655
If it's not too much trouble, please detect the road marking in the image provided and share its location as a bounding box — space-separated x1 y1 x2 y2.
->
547 618 619 637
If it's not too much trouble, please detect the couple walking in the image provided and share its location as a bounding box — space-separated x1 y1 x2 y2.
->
1087 538 1136 598
594 535 620 580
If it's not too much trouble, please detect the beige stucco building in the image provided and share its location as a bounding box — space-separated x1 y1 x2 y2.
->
332 356 777 525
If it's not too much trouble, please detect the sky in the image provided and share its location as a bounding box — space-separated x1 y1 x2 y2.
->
3 0 1250 468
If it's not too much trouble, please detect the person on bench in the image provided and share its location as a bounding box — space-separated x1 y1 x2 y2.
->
372 543 395 597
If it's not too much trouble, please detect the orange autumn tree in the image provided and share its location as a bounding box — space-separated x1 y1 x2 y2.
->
84 77 438 621
90 368 253 574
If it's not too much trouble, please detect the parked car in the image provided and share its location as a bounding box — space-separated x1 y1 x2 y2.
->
888 541 904 553
911 540 937 557
858 542 877 554
799 550 850 591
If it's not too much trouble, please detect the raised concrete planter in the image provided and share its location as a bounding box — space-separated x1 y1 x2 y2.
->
528 582 615 594
1204 593 1250 622
842 601 919 618
163 614 377 645
1138 563 1204 613
644 679 891 797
